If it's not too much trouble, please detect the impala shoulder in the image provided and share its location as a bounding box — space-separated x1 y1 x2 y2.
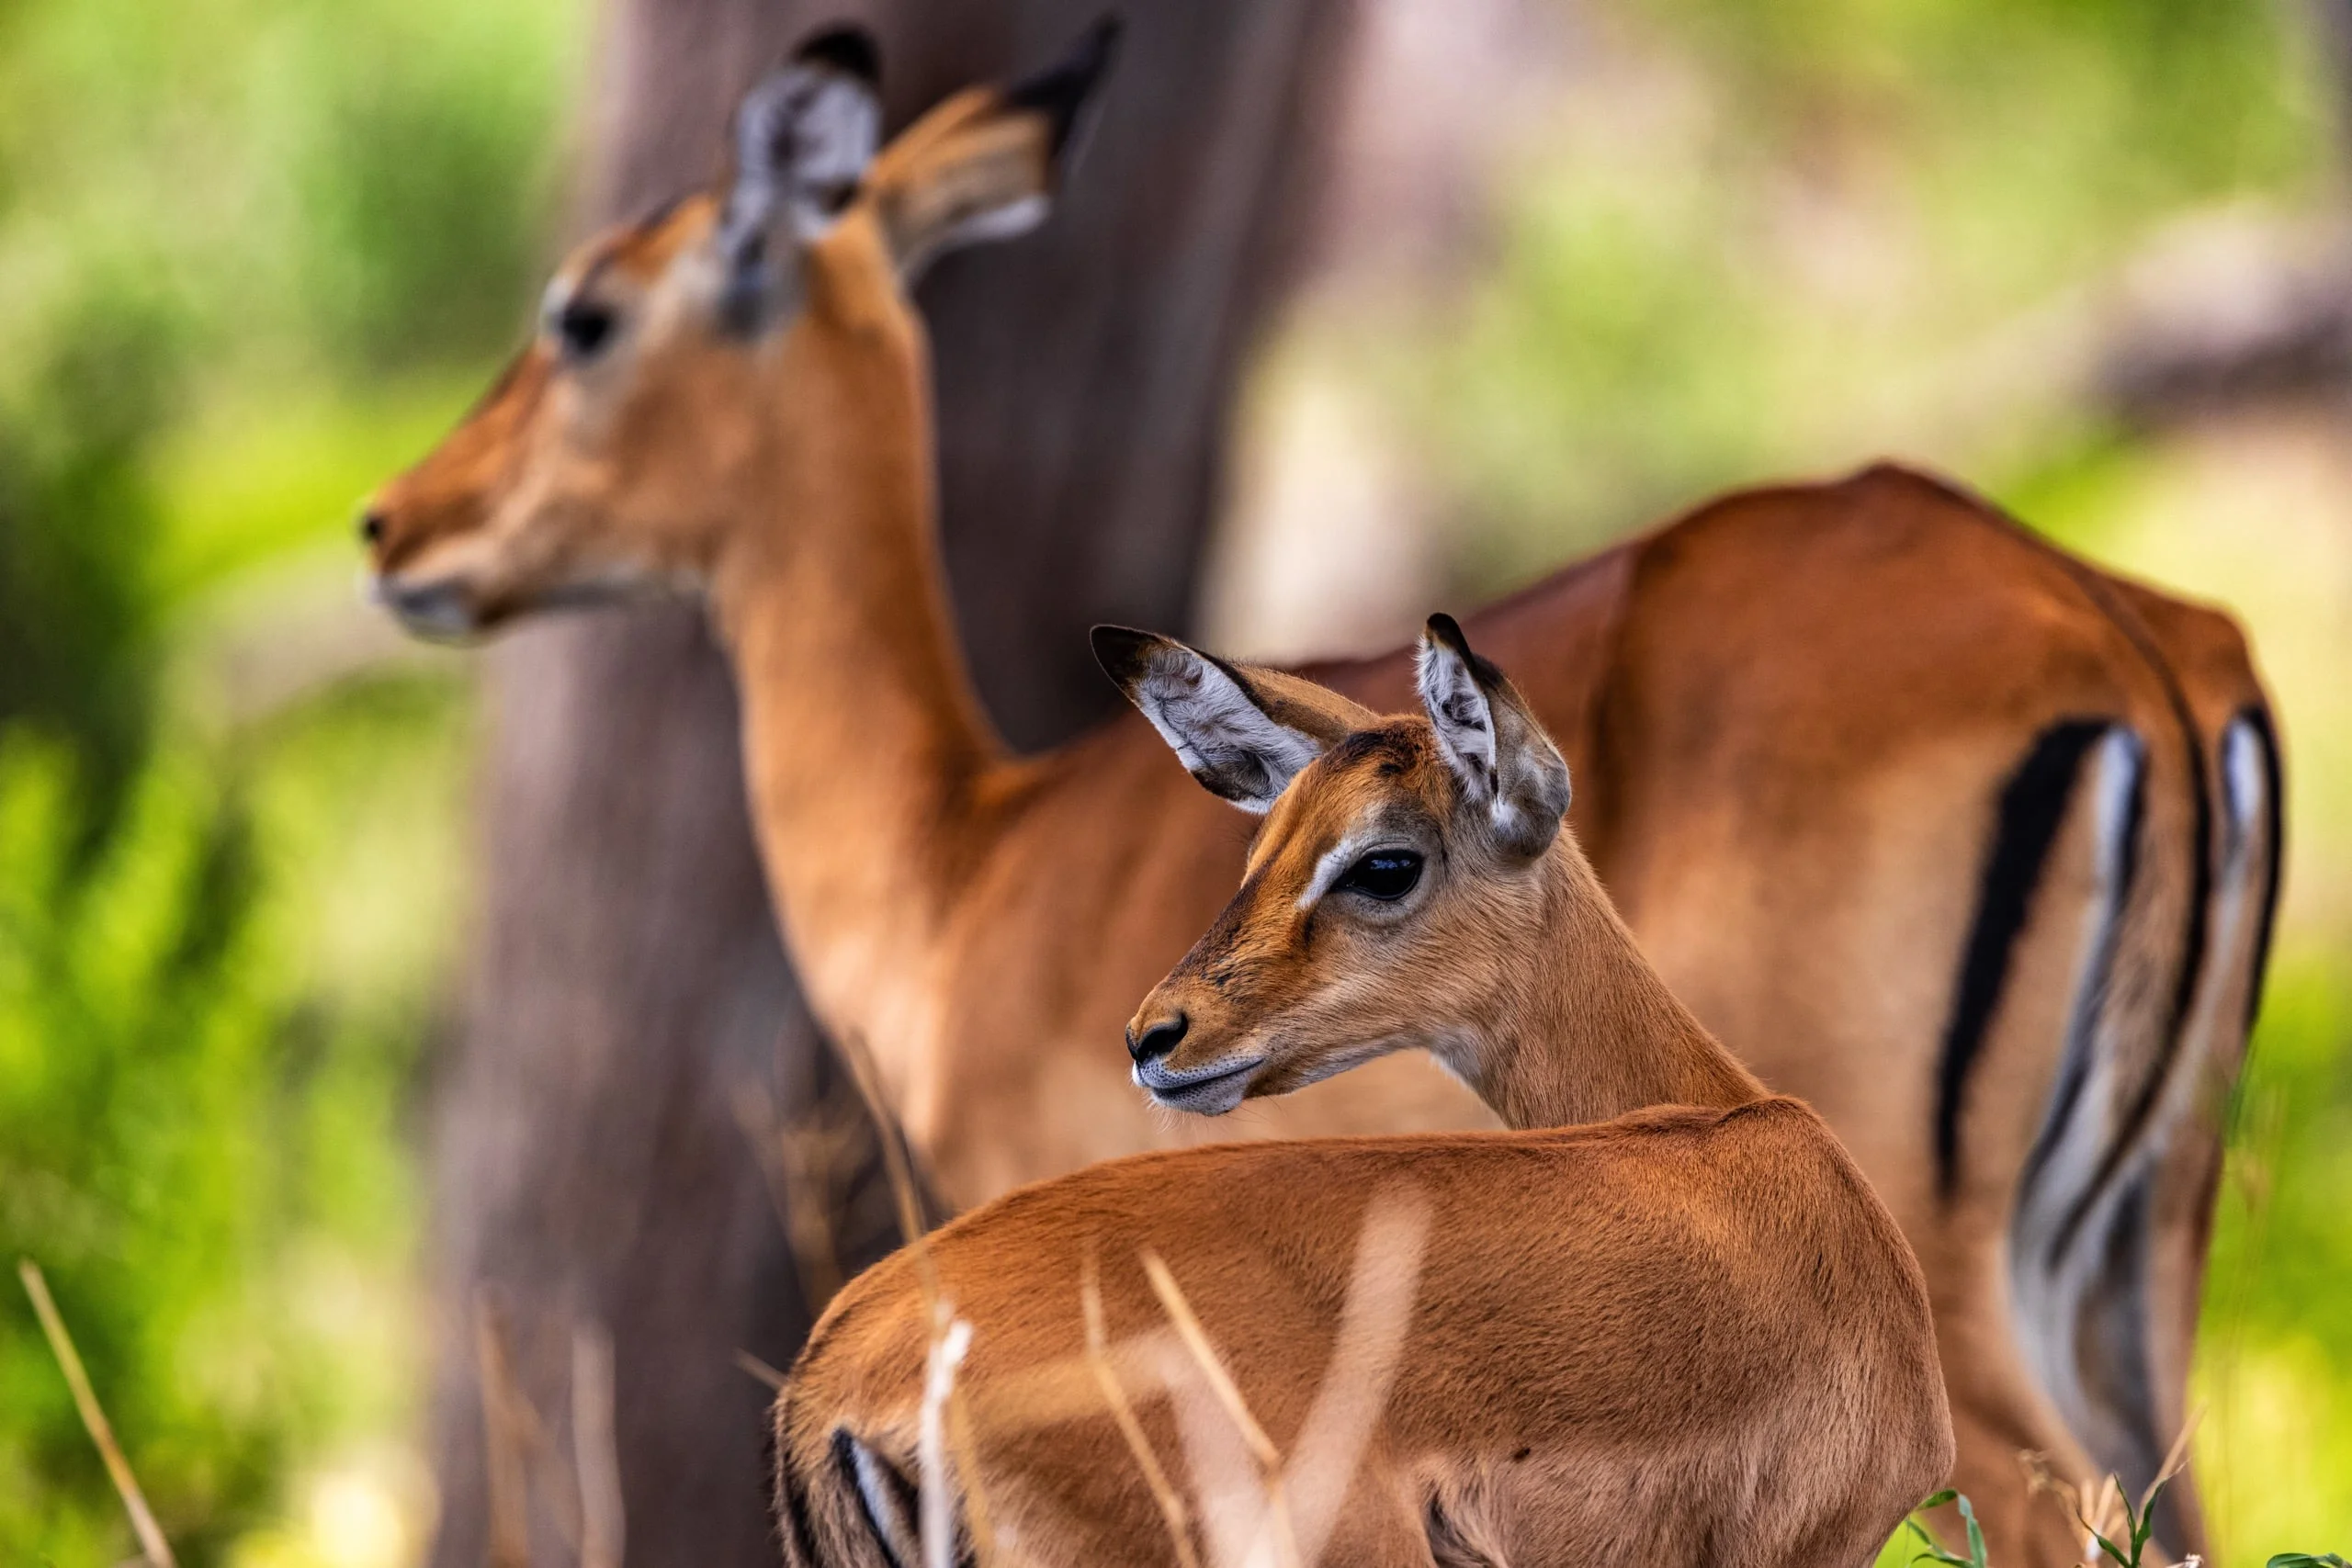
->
1702 1098 1899 1212
1724 1093 1879 1167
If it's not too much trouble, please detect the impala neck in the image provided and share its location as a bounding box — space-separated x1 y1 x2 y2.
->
1453 840 1764 1130
709 215 1005 1061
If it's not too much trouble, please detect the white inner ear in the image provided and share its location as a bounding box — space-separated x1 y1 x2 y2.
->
1416 640 1498 801
934 192 1050 252
724 68 879 261
784 76 880 237
1133 651 1325 813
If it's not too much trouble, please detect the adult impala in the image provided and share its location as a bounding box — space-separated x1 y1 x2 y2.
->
774 617 1952 1568
360 23 2278 1562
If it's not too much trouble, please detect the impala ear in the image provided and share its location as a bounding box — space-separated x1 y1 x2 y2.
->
717 26 883 326
866 17 1120 279
1093 625 1371 813
1417 614 1572 859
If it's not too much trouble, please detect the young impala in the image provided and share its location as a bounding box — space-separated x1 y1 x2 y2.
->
772 616 1952 1568
359 24 2278 1561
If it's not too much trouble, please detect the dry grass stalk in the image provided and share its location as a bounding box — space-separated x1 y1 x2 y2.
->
1268 1190 1429 1567
17 1258 178 1568
832 1033 932 1282
920 1312 976 1568
571 1321 626 1568
474 1298 613 1565
942 1371 995 1566
833 1032 998 1564
953 1326 1192 1439
2019 1411 2203 1568
2020 1450 2120 1564
734 1348 788 1392
1140 1251 1299 1568
1081 1254 1201 1568
474 1298 538 1568
1139 1253 1279 1471
733 1077 871 1314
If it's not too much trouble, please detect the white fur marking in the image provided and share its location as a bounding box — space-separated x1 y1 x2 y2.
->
941 192 1050 249
1298 831 1380 910
2009 727 2143 1453
2222 718 2264 859
847 1435 921 1568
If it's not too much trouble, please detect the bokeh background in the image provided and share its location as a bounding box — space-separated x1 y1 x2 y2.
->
2 0 2346 1562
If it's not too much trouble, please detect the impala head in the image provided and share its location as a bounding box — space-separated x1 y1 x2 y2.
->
1100 615 1575 1113
360 19 1119 637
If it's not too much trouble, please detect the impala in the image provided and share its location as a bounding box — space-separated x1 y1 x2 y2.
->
359 23 2278 1562
772 617 1953 1568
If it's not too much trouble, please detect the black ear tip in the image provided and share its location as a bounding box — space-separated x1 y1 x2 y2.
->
1424 613 1470 654
793 23 881 85
1081 14 1126 63
1091 624 1157 683
1009 14 1125 155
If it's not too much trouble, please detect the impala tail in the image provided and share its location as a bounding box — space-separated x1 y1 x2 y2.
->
775 1410 975 1568
1941 582 2280 1546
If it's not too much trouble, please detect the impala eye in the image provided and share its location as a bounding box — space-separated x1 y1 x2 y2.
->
554 298 620 361
1335 850 1423 902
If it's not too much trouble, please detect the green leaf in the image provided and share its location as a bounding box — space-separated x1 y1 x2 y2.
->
1903 1491 1986 1568
1958 1494 1986 1568
1904 1517 1967 1566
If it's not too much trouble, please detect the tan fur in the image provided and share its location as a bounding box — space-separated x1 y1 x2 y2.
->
774 657 1953 1568
362 44 2275 1564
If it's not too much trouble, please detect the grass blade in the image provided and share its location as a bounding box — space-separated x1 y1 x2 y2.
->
1081 1254 1200 1568
17 1258 177 1568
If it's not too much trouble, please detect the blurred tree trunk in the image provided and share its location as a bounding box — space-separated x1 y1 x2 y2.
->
422 2 1355 1564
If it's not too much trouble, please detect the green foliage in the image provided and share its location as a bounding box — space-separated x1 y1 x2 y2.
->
0 0 567 1557
0 272 187 824
0 737 281 1562
282 1 576 366
2083 1477 2170 1568
2193 950 2352 1549
1385 0 2328 584
0 673 470 1562
2268 1555 2351 1567
0 0 575 795
1903 1490 1987 1568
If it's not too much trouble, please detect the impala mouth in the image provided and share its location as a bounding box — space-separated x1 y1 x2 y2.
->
370 573 484 642
1135 1054 1265 1116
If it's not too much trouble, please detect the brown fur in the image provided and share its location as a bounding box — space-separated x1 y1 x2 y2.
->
775 663 1953 1568
362 40 2276 1564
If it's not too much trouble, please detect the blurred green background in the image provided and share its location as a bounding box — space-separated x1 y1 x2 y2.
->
0 0 2344 1562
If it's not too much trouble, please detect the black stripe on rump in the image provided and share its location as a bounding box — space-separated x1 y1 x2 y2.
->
2017 737 2146 1219
835 1427 918 1568
2241 704 2286 1031
1936 718 2119 1198
775 1416 822 1568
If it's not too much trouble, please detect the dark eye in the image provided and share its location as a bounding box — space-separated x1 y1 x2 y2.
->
555 299 619 361
1335 850 1423 902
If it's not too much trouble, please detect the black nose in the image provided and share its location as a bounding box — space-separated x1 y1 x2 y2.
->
1126 1011 1187 1065
357 508 387 547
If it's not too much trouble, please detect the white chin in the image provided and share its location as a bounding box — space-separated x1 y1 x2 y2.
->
1148 1079 1250 1117
376 578 483 640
